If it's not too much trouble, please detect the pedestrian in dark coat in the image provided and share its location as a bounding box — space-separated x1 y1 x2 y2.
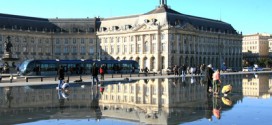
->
58 66 65 89
205 64 214 93
91 63 100 85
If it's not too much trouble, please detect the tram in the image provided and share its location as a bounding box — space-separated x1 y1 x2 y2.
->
19 59 139 76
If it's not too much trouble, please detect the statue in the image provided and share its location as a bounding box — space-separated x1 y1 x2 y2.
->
4 36 13 53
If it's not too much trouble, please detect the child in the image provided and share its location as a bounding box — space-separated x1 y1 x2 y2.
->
212 69 221 95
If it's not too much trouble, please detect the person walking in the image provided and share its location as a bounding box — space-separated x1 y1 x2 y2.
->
212 69 221 95
182 64 187 76
144 67 149 76
99 64 105 80
91 63 100 85
205 64 214 93
173 65 178 76
58 66 65 90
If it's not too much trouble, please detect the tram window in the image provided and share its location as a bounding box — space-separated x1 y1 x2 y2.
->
41 64 56 71
122 63 130 70
40 64 48 71
107 64 114 70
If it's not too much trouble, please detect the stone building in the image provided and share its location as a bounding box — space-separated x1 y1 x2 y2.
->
0 0 242 72
242 33 271 63
0 14 99 61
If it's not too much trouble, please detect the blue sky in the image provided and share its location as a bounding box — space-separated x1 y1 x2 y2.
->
0 0 271 35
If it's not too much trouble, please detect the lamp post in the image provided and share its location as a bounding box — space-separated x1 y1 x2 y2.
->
55 58 60 81
80 58 85 79
217 34 220 70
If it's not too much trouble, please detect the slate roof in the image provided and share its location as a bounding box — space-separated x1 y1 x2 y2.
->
0 13 96 33
0 13 58 32
0 5 238 34
146 5 238 34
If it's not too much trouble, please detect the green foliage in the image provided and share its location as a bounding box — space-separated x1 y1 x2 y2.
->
257 58 272 68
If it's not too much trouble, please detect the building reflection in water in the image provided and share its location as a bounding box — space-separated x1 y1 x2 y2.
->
1 74 272 124
242 74 271 98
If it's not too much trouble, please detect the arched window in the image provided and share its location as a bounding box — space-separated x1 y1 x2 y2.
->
144 57 148 68
144 41 149 53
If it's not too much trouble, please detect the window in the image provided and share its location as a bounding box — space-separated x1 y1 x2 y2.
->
65 38 69 44
117 45 120 54
81 38 85 44
105 46 108 53
73 38 77 44
56 38 60 44
81 46 86 53
161 34 165 40
45 39 49 44
152 34 156 40
131 36 134 42
89 48 94 54
89 38 93 44
130 86 134 93
45 46 50 53
73 46 77 53
124 37 127 42
137 44 141 53
170 34 174 40
144 42 149 53
110 45 114 54
64 46 69 54
130 44 134 53
177 35 181 41
161 43 166 52
0 35 2 41
137 36 141 41
38 47 42 53
55 46 61 53
124 45 127 53
152 43 156 53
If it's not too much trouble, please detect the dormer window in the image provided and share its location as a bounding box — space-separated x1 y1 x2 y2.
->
144 19 150 23
125 25 132 30
151 18 157 24
102 27 107 31
174 19 180 26
112 26 119 31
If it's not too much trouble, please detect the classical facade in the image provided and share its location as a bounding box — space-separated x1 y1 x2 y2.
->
242 33 271 63
0 0 242 72
0 14 99 61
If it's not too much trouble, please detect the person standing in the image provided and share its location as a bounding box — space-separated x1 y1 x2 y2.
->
212 69 221 95
205 64 214 93
200 64 206 75
58 66 65 90
91 63 100 85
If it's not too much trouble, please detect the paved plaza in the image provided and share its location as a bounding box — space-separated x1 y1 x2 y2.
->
1 71 271 87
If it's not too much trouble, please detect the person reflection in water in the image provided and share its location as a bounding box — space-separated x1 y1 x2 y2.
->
4 87 13 108
204 93 213 121
57 80 70 113
213 96 222 120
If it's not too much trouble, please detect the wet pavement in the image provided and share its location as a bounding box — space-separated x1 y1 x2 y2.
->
0 73 272 125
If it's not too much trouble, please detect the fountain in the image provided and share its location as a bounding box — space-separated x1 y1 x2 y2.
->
1 36 19 73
